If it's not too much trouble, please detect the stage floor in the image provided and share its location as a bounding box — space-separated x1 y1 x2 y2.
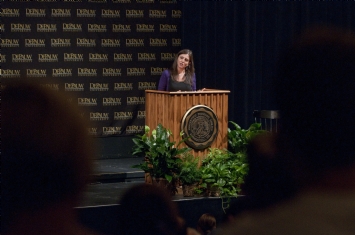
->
77 157 240 234
81 157 208 206
80 157 145 207
80 157 208 207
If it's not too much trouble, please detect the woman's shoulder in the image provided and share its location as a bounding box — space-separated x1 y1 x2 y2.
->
160 70 171 79
163 69 171 75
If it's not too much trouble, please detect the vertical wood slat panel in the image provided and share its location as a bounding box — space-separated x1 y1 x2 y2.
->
222 94 229 148
174 94 183 140
145 90 230 163
213 93 220 147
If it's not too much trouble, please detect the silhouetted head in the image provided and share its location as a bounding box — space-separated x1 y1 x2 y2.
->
2 79 95 231
197 213 216 235
274 25 355 180
118 183 184 235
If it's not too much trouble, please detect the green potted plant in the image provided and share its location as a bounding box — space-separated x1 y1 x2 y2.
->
178 153 202 197
200 148 240 197
132 123 191 194
226 121 265 190
198 122 264 211
227 121 265 156
199 147 248 212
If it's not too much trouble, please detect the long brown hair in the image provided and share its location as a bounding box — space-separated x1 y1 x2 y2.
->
169 49 195 85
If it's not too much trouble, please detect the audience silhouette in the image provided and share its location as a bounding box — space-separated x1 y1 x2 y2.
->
213 25 355 234
2 79 103 235
196 213 216 235
117 183 200 235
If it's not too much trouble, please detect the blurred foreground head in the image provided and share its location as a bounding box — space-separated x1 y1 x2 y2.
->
197 213 216 235
275 25 355 180
2 79 95 231
118 183 184 235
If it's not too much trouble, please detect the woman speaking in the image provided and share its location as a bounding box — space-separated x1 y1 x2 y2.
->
158 49 197 91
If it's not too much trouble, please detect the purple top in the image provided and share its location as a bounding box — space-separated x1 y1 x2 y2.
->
158 70 197 91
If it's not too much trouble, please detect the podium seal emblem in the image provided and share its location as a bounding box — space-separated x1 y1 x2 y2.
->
181 105 218 150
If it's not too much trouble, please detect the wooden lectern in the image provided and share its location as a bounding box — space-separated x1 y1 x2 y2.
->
145 89 230 162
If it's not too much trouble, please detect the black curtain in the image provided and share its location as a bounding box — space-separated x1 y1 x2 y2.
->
182 1 355 128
